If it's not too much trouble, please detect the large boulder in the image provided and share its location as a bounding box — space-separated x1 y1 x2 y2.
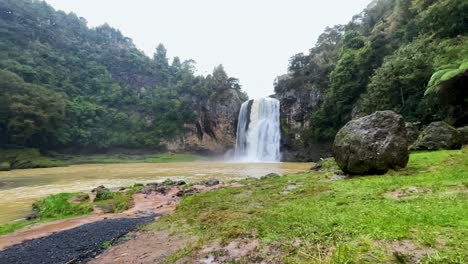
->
405 122 420 145
457 126 468 145
333 111 409 175
411 122 463 150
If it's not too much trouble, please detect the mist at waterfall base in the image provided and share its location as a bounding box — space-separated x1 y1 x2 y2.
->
226 97 281 162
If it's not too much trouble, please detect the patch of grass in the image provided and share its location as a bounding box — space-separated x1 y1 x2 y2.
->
0 192 93 236
0 148 64 170
163 247 194 264
149 149 468 263
0 149 209 170
102 240 112 249
62 153 207 165
94 185 142 213
94 192 133 213
33 193 93 218
0 220 42 236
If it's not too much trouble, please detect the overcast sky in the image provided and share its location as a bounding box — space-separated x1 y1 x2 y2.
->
45 0 371 99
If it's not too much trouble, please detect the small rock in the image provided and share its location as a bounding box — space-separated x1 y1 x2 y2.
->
204 178 220 186
329 174 348 181
261 173 280 179
175 180 186 186
310 163 322 171
178 188 199 196
91 185 111 200
26 213 38 221
162 179 175 186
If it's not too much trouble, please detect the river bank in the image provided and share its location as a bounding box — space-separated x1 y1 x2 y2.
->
104 149 467 263
0 149 466 263
0 161 310 225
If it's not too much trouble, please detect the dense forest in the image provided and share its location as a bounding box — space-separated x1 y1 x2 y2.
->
276 0 467 146
0 0 247 151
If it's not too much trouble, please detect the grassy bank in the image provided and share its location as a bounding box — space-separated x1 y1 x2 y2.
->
148 149 468 263
59 153 205 165
0 149 65 171
0 148 207 170
0 186 142 236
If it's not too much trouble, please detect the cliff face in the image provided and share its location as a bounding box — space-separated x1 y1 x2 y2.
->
163 89 245 154
275 82 332 161
276 87 321 130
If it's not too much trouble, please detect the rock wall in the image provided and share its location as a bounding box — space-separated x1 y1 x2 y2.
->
274 86 332 161
163 90 245 154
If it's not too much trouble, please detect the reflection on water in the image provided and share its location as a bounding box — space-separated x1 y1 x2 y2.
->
0 161 310 225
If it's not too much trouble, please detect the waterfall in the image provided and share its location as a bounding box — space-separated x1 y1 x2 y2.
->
234 97 281 162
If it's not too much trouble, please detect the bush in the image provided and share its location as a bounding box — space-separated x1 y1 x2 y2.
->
0 162 11 171
0 148 64 169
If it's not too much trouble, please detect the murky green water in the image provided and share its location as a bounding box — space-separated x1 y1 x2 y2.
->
0 162 310 225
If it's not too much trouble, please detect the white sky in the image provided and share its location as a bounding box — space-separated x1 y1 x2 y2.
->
45 0 371 99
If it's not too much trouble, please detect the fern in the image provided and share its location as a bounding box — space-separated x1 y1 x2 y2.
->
425 60 468 96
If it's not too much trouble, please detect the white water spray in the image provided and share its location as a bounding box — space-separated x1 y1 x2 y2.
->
234 97 281 162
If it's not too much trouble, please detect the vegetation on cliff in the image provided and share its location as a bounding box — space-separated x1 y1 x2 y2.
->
0 0 247 151
276 0 468 141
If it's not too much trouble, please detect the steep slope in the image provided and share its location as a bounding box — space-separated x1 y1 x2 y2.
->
276 0 468 160
0 0 247 153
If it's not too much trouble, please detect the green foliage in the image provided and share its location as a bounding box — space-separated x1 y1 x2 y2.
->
102 241 112 249
0 0 246 151
150 149 468 262
0 162 11 171
33 193 93 219
0 148 64 169
426 60 468 96
358 38 435 121
277 0 468 141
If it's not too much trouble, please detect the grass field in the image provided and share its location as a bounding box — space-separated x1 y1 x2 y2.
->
148 149 468 263
0 148 206 170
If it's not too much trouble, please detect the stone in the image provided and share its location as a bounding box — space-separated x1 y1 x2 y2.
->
457 126 468 145
203 178 220 186
333 111 410 175
91 185 111 200
411 121 463 150
405 122 420 145
260 173 280 179
310 163 323 171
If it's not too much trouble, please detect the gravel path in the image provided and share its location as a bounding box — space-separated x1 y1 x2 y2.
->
0 216 156 264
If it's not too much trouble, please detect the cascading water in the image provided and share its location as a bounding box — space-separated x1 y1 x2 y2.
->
234 97 281 162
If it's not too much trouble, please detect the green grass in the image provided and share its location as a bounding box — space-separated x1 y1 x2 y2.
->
61 153 207 165
33 193 93 218
0 148 209 170
0 192 93 236
0 185 143 235
0 148 64 170
149 149 468 263
94 185 142 213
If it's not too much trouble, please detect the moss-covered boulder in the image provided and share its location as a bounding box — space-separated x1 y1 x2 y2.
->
411 122 463 150
405 122 420 145
458 126 468 145
0 162 11 171
333 111 409 175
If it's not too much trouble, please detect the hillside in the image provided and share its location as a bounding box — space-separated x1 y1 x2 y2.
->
276 0 467 160
0 0 247 153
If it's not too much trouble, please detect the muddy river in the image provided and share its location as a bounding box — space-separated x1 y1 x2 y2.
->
0 161 311 225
